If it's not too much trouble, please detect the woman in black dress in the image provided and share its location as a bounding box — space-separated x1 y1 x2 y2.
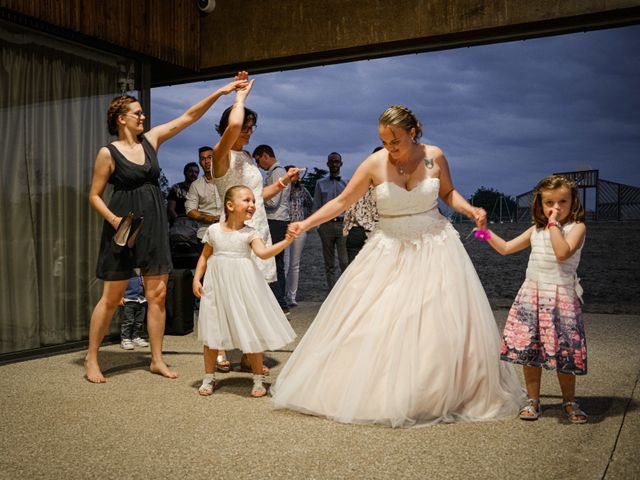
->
86 79 246 383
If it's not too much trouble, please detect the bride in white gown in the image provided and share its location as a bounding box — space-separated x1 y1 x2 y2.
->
271 105 525 427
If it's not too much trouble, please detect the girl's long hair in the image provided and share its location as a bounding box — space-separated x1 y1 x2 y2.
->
531 175 585 227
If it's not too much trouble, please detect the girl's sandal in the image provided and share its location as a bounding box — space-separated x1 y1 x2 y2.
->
198 375 216 396
216 354 231 373
562 401 588 424
251 374 267 398
519 399 542 420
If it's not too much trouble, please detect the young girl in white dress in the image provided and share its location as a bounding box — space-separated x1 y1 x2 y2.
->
210 71 300 373
193 185 296 397
483 175 588 423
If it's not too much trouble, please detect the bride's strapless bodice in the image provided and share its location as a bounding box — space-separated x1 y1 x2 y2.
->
375 178 440 215
373 178 451 241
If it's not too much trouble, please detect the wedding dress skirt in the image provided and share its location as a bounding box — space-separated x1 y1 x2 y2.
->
271 179 524 427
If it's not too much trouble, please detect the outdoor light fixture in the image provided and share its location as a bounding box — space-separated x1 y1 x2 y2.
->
198 0 216 13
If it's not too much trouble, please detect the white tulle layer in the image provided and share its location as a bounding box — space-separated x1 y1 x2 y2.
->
198 255 295 353
272 220 525 428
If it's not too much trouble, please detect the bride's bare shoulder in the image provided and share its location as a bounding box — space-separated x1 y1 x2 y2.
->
423 143 444 159
355 148 387 185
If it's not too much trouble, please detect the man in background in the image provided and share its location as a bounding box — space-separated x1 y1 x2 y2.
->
313 152 348 289
253 144 291 314
186 146 222 244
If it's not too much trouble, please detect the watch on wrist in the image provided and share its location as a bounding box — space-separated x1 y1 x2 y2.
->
548 221 562 229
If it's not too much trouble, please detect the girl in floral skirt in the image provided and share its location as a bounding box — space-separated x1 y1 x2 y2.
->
483 175 588 423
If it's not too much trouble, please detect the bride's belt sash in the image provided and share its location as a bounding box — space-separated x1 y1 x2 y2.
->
374 207 452 240
378 208 436 219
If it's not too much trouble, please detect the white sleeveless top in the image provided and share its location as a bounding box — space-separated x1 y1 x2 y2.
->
525 222 584 299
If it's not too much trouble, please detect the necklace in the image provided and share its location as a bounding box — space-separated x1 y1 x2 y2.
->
394 157 434 175
393 156 416 175
392 146 434 175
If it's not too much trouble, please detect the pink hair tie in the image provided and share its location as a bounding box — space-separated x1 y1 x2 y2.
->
473 228 492 241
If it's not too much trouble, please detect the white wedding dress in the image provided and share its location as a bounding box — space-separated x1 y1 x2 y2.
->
271 177 525 427
213 149 276 282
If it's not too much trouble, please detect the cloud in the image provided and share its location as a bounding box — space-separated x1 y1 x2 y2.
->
152 25 640 199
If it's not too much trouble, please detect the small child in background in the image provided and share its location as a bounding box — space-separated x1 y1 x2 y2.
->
483 175 588 423
193 185 296 397
120 269 149 350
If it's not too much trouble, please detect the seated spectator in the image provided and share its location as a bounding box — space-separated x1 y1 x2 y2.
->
168 162 200 224
186 146 222 244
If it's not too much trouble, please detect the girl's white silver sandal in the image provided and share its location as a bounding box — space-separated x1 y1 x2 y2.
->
519 399 541 420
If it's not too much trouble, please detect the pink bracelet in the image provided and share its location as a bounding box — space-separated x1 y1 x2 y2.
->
277 178 287 189
474 228 491 241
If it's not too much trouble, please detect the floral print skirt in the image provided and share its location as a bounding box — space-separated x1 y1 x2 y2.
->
501 279 587 375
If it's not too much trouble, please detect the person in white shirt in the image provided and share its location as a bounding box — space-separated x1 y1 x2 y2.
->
253 144 291 314
186 146 223 241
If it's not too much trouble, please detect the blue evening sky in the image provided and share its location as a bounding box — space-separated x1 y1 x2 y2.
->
151 24 640 201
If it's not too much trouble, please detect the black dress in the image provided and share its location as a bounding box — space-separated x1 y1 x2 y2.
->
95 135 172 281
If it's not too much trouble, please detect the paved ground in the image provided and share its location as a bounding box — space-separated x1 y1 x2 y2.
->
0 304 638 479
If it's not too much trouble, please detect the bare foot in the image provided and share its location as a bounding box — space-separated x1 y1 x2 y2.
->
150 360 178 379
85 358 106 383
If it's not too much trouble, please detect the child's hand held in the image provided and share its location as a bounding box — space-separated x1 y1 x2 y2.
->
472 207 487 230
288 222 303 237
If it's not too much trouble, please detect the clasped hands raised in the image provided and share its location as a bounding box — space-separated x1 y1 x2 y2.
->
216 71 254 98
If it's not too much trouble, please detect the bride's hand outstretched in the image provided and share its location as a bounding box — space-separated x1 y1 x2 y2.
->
472 207 487 230
288 222 304 237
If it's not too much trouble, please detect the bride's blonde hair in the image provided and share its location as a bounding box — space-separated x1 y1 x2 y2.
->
378 105 423 141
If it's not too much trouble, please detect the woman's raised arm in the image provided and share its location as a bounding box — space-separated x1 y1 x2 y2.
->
145 79 246 150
